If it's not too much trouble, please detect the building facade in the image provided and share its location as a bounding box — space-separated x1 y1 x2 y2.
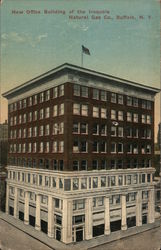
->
3 63 159 244
0 121 8 166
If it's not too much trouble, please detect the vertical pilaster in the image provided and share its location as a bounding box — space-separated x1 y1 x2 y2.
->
104 196 110 235
148 189 155 223
35 194 41 231
5 184 9 214
136 190 142 226
85 197 93 240
48 195 54 238
14 187 18 218
62 199 72 244
121 194 127 230
24 191 30 225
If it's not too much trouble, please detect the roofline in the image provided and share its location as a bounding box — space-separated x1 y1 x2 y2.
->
2 63 160 98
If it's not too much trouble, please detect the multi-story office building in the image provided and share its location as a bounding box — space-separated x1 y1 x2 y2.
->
3 63 159 244
0 121 8 166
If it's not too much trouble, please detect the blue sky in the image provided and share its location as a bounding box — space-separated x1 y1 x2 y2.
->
0 0 160 138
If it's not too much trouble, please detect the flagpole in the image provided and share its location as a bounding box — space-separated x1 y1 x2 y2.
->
81 48 83 67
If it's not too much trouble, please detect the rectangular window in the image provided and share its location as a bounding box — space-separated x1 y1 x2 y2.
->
118 111 123 121
33 111 38 121
80 123 88 134
59 122 64 134
93 141 99 153
81 178 87 189
53 105 58 117
127 112 132 122
118 143 123 153
101 90 107 101
33 95 37 105
39 142 43 153
93 89 99 100
133 113 138 123
133 98 138 107
92 160 98 170
45 90 50 101
81 104 88 116
93 106 99 118
59 141 64 152
111 143 116 153
33 142 37 153
147 101 152 110
147 115 151 124
73 178 79 190
40 93 44 103
142 100 146 109
93 177 98 188
39 109 44 119
59 85 64 96
73 123 79 133
111 93 116 103
45 142 50 152
111 176 116 186
81 160 87 170
111 126 117 136
81 86 88 97
52 141 57 153
101 108 107 118
53 87 58 98
45 124 50 135
100 141 106 153
80 141 87 152
141 114 146 123
59 103 64 115
118 94 123 104
101 177 106 187
73 140 79 153
74 84 80 96
101 124 107 136
118 127 123 137
93 124 99 135
39 125 44 136
73 103 80 115
45 107 50 118
111 110 116 120
118 176 123 185
127 96 132 106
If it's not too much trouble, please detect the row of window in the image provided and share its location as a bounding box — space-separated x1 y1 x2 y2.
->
9 83 152 113
9 104 152 126
9 104 64 125
9 141 152 155
8 157 152 170
73 84 152 110
9 85 64 112
8 170 153 192
10 123 64 139
73 104 152 124
9 141 64 153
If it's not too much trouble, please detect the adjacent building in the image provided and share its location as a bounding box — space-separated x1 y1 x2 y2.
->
0 121 8 166
3 63 159 244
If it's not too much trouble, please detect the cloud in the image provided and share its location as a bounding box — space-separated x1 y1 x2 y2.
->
1 32 48 47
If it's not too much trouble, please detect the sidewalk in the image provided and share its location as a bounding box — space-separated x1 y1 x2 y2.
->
0 211 160 250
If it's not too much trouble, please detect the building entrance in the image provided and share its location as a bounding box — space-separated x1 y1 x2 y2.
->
56 228 61 241
76 227 83 242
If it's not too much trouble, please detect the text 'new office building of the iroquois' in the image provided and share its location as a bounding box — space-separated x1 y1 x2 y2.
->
3 63 159 244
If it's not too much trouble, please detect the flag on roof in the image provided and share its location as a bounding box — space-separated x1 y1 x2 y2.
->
82 45 90 55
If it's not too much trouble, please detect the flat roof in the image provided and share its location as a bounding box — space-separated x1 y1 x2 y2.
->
2 63 160 98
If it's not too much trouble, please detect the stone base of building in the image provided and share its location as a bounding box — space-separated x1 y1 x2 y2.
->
0 211 160 250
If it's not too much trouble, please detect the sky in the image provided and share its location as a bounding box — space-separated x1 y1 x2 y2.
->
0 0 160 140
